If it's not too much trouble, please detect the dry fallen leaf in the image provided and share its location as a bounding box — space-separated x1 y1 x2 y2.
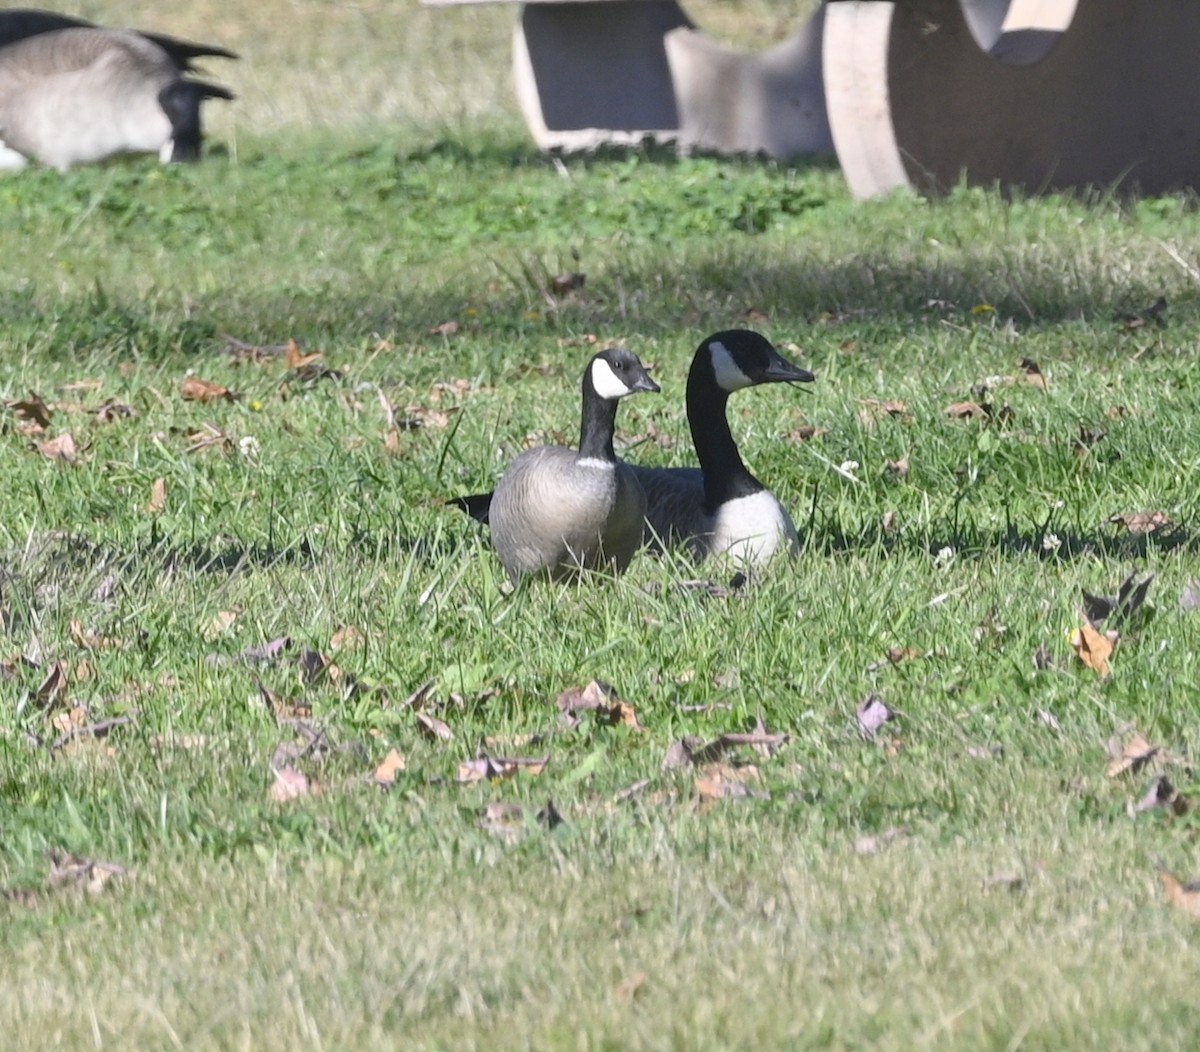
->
180 376 238 403
1106 732 1160 778
270 765 312 802
1159 867 1200 918
788 425 830 443
47 851 129 896
557 679 644 732
695 762 765 802
146 476 168 515
1018 357 1048 391
1070 623 1116 677
35 432 78 462
34 661 69 708
372 748 407 786
944 401 988 419
202 610 239 640
330 625 365 651
456 755 549 784
429 320 460 337
286 338 323 370
1107 511 1173 536
416 710 454 741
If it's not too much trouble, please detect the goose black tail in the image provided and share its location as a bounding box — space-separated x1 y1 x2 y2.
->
447 492 494 526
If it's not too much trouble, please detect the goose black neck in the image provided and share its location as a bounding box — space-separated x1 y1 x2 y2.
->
578 373 620 461
687 360 765 509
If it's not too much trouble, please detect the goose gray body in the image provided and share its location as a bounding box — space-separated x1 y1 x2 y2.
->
630 330 815 565
486 348 659 583
0 10 238 71
0 27 233 171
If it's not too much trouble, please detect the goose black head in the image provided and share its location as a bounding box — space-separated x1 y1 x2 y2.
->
700 330 816 392
588 347 661 400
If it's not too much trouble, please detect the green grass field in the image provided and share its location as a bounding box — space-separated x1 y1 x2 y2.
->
3 2 1200 1049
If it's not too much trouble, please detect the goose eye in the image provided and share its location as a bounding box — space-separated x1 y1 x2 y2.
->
612 360 624 370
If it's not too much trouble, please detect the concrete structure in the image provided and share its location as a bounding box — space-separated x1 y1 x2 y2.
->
423 0 1200 198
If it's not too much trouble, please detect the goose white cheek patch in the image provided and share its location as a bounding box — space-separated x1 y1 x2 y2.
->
591 356 633 399
709 341 754 391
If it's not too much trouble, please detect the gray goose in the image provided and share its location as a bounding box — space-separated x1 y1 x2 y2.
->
0 26 233 172
480 347 659 583
0 10 238 71
631 329 815 565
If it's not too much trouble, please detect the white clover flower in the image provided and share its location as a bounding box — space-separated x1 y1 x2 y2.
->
238 436 261 460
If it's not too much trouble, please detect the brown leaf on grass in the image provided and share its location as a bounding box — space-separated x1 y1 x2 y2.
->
95 400 135 424
50 704 88 736
1107 511 1173 536
35 432 78 462
856 694 895 740
1159 867 1200 918
884 456 909 479
270 765 312 802
944 401 988 419
202 610 239 640
239 636 292 666
416 710 454 741
6 392 53 428
695 762 766 802
429 320 460 337
69 620 122 651
613 971 649 1003
788 425 830 444
1106 732 1160 778
47 851 129 895
180 376 238 403
1070 623 1116 677
178 422 233 455
35 661 68 707
1129 775 1188 818
456 755 549 784
1018 357 1048 391
858 399 911 425
285 338 322 370
146 477 168 515
868 646 922 672
557 679 644 732
256 681 312 723
372 748 407 786
855 826 911 856
50 713 136 754
662 728 788 771
330 625 365 651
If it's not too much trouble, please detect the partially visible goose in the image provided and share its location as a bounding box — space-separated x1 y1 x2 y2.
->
0 10 239 72
631 329 815 565
0 27 234 171
483 347 660 583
